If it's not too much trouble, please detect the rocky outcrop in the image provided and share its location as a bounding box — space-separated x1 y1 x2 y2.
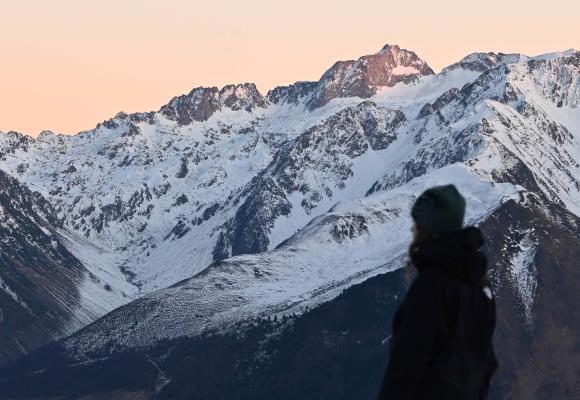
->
267 81 318 105
418 87 460 118
307 44 434 109
265 44 434 110
160 83 266 124
527 50 579 107
441 52 521 74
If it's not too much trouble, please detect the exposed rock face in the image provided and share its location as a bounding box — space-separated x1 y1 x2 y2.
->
0 131 33 159
160 83 266 124
417 87 460 118
307 44 434 109
220 83 267 111
527 50 579 107
441 52 521 74
266 81 318 105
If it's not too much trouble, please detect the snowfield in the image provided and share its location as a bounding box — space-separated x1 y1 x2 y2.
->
63 164 520 354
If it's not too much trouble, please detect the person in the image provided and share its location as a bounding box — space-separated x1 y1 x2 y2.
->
377 184 498 399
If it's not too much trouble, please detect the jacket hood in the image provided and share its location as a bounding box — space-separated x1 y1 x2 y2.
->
410 226 487 284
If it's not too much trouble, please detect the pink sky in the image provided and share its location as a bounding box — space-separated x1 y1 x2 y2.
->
1 0 578 136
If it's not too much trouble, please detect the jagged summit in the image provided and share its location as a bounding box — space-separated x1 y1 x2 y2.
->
530 48 578 60
307 44 433 109
379 43 399 52
377 43 431 67
267 44 433 108
159 82 266 124
92 83 268 130
37 130 56 137
441 52 522 74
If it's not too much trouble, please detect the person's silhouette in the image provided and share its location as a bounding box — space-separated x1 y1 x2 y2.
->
377 184 497 399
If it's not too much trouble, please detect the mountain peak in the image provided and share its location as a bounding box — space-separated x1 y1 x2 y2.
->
530 48 578 61
307 44 433 109
218 83 266 111
442 52 521 74
159 83 266 125
379 43 400 51
36 130 57 141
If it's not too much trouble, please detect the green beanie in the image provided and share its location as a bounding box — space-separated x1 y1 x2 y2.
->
411 184 466 234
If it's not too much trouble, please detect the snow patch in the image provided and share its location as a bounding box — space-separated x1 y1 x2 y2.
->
508 229 538 328
391 65 420 75
0 276 31 312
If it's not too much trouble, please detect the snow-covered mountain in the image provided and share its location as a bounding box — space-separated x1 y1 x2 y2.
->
60 165 519 355
3 46 576 300
0 44 578 399
0 44 475 302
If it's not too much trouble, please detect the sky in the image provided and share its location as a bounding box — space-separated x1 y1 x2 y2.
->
1 0 578 136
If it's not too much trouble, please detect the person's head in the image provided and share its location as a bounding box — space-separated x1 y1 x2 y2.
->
405 184 466 280
411 184 466 236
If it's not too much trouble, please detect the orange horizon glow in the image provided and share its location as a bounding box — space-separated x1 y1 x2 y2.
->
1 0 578 136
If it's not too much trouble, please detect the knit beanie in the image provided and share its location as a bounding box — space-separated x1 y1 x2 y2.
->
411 184 466 234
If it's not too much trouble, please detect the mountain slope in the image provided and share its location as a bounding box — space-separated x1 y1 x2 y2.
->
369 50 580 213
57 165 519 355
2 191 578 400
0 170 124 365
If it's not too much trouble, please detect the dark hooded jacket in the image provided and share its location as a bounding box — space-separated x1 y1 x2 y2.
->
377 226 498 400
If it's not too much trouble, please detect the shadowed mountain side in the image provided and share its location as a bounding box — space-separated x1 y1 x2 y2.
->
1 193 578 400
481 196 580 399
0 170 123 366
0 170 86 365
